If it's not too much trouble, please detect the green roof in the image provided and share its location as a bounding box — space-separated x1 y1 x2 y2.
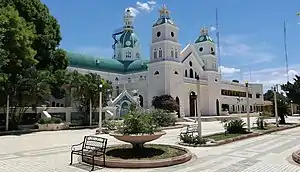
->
119 30 139 48
67 52 148 74
195 35 214 43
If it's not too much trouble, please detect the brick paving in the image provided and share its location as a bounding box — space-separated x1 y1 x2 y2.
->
0 116 300 172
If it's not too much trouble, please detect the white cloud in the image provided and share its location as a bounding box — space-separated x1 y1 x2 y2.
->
126 7 140 17
210 26 216 32
219 34 275 66
219 66 240 74
128 1 156 18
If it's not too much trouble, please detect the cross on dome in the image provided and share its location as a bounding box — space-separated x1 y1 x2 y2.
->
159 4 170 18
200 28 209 35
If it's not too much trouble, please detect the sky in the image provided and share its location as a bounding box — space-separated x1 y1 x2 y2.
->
42 0 300 91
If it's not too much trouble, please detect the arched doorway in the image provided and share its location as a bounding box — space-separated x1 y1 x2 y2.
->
139 95 143 107
176 97 180 118
189 92 197 117
120 102 129 116
216 99 220 116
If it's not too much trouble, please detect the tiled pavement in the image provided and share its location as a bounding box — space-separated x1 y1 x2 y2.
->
0 117 300 172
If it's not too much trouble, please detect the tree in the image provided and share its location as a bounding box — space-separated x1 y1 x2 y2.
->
0 6 53 129
70 71 112 125
281 75 300 105
0 0 68 71
263 89 289 124
152 94 179 112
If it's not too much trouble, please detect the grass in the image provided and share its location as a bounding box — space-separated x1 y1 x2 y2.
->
105 144 186 160
204 133 245 141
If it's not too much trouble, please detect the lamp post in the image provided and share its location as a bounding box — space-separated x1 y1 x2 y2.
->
5 95 9 131
195 75 202 138
98 84 103 134
272 85 279 127
291 100 294 116
245 81 250 132
89 99 92 126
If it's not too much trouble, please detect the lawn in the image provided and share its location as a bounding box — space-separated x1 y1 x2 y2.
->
204 133 245 141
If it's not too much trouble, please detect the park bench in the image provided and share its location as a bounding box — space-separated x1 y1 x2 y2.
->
180 124 198 136
70 135 108 171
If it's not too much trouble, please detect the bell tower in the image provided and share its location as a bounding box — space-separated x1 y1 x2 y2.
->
147 5 184 110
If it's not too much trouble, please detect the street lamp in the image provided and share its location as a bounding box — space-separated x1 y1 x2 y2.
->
245 81 250 132
5 95 9 131
98 84 103 134
195 75 202 138
272 84 279 127
291 100 294 116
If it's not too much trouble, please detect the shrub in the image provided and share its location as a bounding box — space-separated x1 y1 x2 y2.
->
119 110 158 135
222 119 247 134
103 120 123 130
151 109 176 127
180 134 207 145
38 118 62 124
152 94 179 112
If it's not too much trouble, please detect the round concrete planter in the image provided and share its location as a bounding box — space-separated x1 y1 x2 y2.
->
109 131 166 148
82 144 192 168
292 150 300 164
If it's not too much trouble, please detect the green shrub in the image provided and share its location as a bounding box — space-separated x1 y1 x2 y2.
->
151 109 176 127
152 94 179 112
103 120 123 130
38 118 62 124
119 110 158 135
180 134 207 145
222 119 247 134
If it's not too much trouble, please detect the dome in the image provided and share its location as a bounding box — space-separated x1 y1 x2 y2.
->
118 30 140 48
195 35 214 43
126 59 148 73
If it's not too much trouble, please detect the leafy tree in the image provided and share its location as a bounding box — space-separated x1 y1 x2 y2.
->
70 71 112 125
281 75 300 105
0 6 52 129
263 89 289 124
0 0 68 71
152 94 179 112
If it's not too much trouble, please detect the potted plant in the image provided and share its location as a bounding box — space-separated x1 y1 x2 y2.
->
37 117 69 131
109 107 166 149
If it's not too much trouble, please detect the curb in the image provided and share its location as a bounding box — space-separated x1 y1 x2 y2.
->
178 124 300 147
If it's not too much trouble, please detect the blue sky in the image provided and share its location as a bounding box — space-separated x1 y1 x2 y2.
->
42 0 300 90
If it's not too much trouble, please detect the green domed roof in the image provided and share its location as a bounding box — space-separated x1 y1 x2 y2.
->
195 35 214 43
153 17 176 27
119 30 139 48
126 59 148 72
67 52 148 74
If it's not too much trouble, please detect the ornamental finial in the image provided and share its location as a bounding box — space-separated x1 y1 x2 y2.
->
159 4 170 18
200 27 208 35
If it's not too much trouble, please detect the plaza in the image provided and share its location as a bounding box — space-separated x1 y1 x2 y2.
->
0 116 300 172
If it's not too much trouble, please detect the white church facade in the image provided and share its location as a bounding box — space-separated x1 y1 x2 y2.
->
61 6 264 117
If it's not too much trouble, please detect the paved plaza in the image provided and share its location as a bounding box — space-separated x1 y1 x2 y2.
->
0 117 300 172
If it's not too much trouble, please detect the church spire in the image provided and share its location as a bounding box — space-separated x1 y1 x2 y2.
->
124 8 134 30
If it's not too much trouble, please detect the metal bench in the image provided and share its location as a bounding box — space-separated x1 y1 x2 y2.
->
180 124 198 136
70 135 108 171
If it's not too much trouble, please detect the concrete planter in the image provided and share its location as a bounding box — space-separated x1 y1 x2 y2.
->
168 112 178 118
38 123 69 131
109 131 166 148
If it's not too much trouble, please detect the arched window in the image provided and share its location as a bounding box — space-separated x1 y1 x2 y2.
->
171 49 174 57
185 70 188 77
52 101 55 107
154 71 159 75
159 49 163 58
56 103 60 107
116 86 120 95
139 95 144 107
189 68 194 78
154 49 157 59
175 49 178 58
136 53 140 59
128 77 131 82
115 77 119 81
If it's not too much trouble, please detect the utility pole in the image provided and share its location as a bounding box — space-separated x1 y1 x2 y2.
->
245 81 250 132
196 75 202 138
273 85 279 127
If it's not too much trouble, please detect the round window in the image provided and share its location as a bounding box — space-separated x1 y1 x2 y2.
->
156 31 161 37
171 32 174 37
199 47 203 52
